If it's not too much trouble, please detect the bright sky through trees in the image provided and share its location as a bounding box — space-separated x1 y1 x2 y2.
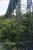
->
0 0 33 15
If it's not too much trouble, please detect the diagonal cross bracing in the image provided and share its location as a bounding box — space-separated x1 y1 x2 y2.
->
6 0 18 17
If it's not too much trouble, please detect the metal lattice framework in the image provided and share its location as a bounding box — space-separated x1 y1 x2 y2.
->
16 0 33 41
6 0 18 17
0 0 33 50
16 0 33 50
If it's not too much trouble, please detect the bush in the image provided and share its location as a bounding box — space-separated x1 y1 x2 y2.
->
0 18 16 43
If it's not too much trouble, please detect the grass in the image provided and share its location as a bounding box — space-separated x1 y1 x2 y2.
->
0 16 16 25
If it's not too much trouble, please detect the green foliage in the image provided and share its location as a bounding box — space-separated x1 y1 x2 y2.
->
0 18 16 43
0 13 33 50
0 13 33 43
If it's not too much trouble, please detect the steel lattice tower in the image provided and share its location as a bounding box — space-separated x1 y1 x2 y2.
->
16 0 22 42
27 0 32 40
6 0 18 17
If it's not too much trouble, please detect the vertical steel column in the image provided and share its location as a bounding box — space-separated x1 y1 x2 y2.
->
16 0 22 42
27 0 32 40
27 0 32 50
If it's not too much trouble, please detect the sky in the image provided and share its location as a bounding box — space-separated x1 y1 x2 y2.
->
0 0 10 15
0 0 33 16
